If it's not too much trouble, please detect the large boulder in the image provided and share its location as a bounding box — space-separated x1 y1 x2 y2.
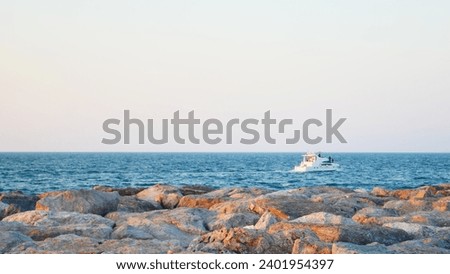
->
352 207 400 225
292 230 332 254
0 202 15 220
93 185 146 196
382 222 445 238
383 199 433 214
136 184 181 209
188 227 294 254
36 190 120 215
291 212 357 226
117 196 159 212
371 187 390 197
100 238 183 254
0 231 33 253
391 186 437 200
249 189 326 220
332 242 389 254
179 185 216 196
0 192 39 212
109 207 216 247
3 210 115 240
12 234 101 254
387 238 450 254
402 211 450 227
254 211 278 230
207 212 260 231
433 197 450 212
179 188 268 210
268 222 412 245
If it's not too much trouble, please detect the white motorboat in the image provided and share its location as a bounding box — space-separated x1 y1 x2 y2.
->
294 152 339 172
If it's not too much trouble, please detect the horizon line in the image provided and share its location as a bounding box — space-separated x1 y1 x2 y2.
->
0 151 449 154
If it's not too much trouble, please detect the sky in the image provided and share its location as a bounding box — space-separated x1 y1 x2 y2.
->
0 0 449 152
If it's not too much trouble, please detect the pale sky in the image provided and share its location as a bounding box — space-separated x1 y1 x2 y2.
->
1 0 449 152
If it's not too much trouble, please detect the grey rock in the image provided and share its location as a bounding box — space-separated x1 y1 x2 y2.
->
292 230 332 254
100 238 184 254
110 207 216 247
0 191 38 212
388 238 450 254
291 212 357 226
179 185 216 196
0 231 34 253
382 222 446 238
332 242 389 254
383 199 433 214
36 190 120 215
254 211 278 230
207 212 259 230
93 185 146 196
111 224 153 240
268 222 412 245
117 196 159 212
14 234 101 254
3 210 115 240
0 201 14 220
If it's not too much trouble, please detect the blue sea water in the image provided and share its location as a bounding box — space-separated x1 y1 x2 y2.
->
0 153 449 194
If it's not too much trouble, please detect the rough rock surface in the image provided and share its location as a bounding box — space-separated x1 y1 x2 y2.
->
0 183 449 254
2 210 115 240
136 184 182 209
0 192 39 214
36 190 120 215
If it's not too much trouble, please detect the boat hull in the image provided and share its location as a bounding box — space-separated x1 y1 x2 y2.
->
293 164 340 173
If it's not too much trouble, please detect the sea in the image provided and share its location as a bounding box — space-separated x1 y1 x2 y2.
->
0 153 449 194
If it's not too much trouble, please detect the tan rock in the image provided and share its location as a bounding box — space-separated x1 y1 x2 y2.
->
414 187 435 199
371 187 390 197
178 196 224 209
383 199 433 214
136 184 182 209
179 187 267 210
352 207 400 225
292 230 332 254
404 211 450 227
249 189 326 220
433 197 450 212
188 227 294 254
209 199 253 214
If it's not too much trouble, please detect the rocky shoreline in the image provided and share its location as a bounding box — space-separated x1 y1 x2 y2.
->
1 183 449 254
